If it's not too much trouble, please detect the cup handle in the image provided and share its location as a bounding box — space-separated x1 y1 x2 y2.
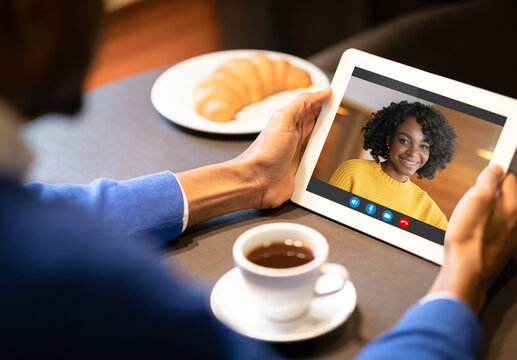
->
314 263 350 296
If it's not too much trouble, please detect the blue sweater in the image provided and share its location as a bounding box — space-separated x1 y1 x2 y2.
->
0 172 482 359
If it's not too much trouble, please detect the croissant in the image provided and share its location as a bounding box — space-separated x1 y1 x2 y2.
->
194 54 312 122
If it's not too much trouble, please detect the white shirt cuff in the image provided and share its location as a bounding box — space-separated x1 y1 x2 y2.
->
172 173 189 232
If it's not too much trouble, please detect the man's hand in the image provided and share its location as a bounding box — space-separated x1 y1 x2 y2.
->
236 88 332 209
177 89 332 226
429 165 517 312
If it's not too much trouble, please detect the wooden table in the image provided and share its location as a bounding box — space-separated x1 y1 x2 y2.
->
22 66 517 360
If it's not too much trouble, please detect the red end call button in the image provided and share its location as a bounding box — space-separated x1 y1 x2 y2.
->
399 217 410 228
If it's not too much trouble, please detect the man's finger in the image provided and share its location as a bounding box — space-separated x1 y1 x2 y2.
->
304 88 332 113
474 164 504 198
500 171 517 203
498 171 517 225
448 165 503 227
290 88 332 118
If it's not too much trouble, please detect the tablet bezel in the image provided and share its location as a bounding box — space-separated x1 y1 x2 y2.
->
292 48 517 264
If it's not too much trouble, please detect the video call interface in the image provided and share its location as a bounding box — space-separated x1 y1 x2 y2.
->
307 67 506 245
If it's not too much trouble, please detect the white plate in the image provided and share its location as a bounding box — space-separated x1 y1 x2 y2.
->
150 50 330 134
210 267 357 342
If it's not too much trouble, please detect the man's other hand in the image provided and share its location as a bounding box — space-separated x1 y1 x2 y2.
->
430 165 517 312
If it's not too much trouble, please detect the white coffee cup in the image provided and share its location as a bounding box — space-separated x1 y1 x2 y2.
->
233 222 349 322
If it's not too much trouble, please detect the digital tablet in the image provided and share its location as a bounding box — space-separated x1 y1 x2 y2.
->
292 49 517 264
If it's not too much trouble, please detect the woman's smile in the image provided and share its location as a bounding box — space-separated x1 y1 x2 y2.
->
399 156 420 169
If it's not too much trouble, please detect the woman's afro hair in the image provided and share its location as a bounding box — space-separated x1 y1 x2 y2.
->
361 101 457 179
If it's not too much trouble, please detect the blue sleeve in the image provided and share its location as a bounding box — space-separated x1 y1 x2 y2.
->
355 299 482 360
2 187 282 359
24 171 184 243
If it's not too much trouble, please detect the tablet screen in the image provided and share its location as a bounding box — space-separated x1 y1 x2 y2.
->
306 67 506 245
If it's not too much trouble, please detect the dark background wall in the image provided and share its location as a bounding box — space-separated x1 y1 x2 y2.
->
218 0 517 99
218 0 456 58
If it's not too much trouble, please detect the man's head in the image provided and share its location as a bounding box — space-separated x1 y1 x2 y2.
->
0 0 104 117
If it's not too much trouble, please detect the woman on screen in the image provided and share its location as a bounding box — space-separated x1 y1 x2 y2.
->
329 101 456 230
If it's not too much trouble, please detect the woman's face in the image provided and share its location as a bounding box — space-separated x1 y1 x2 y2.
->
385 116 430 182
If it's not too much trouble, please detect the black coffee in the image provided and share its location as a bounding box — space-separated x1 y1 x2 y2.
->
247 239 314 268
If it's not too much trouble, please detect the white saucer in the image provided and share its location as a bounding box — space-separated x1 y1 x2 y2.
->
210 267 357 342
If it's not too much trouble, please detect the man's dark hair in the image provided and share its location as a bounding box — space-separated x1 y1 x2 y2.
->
0 0 104 116
361 101 457 179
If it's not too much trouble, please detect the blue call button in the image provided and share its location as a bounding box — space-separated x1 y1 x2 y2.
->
382 210 393 222
349 196 360 208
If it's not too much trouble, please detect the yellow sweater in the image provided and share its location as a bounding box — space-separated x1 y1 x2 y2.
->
329 159 448 230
